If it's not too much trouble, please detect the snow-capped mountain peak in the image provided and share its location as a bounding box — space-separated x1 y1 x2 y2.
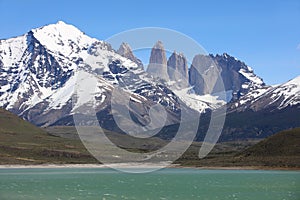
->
0 21 100 119
274 75 300 109
0 22 186 127
283 75 300 87
229 75 300 112
32 21 96 58
0 21 299 129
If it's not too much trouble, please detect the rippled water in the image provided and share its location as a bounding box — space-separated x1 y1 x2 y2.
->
0 168 299 200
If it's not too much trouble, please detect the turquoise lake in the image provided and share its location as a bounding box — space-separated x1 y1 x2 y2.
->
0 168 299 200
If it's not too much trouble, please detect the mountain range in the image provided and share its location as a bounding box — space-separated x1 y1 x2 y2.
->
0 21 299 141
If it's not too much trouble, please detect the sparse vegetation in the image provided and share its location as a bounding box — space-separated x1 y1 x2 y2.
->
0 109 97 164
1 108 299 168
176 128 300 169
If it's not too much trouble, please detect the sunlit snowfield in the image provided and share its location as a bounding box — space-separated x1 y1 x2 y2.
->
0 168 299 200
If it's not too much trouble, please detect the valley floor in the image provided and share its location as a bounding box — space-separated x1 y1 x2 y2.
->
1 125 299 170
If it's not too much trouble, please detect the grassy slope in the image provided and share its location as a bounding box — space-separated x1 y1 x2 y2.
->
0 108 299 168
240 127 300 156
0 108 44 135
235 127 300 167
176 128 300 168
0 108 97 164
0 109 167 164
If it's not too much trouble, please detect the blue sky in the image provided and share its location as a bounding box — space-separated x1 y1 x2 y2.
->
0 0 299 84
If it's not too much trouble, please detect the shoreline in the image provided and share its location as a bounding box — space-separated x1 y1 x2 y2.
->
0 164 299 171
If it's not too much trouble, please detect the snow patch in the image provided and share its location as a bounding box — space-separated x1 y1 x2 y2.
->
239 68 264 85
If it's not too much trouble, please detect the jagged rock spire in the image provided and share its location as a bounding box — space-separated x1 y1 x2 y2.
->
167 51 189 87
117 42 143 68
147 41 169 81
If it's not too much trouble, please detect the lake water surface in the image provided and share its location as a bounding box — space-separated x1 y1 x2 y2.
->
0 168 299 200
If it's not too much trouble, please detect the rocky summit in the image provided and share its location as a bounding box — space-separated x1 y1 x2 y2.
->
147 41 169 81
117 42 143 69
167 52 189 88
0 21 299 140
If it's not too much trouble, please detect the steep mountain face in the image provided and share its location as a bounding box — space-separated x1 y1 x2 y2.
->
228 75 300 112
117 42 143 69
167 52 189 87
216 53 265 101
189 54 221 95
0 21 299 141
147 41 169 81
146 43 267 113
0 21 94 112
189 53 265 100
200 75 300 142
0 22 184 128
0 21 96 125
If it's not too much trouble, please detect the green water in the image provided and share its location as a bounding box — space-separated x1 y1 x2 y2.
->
0 168 299 200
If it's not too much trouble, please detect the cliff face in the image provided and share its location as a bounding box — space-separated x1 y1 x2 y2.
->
117 42 143 69
167 52 189 87
189 54 221 95
147 41 169 81
189 53 265 98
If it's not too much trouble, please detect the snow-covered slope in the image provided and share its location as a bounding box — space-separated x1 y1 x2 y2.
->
32 21 96 58
0 24 83 112
0 21 186 127
228 76 300 112
173 88 227 112
276 76 300 108
0 21 298 129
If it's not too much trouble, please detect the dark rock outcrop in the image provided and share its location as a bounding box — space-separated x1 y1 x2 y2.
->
117 42 143 69
189 53 265 100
